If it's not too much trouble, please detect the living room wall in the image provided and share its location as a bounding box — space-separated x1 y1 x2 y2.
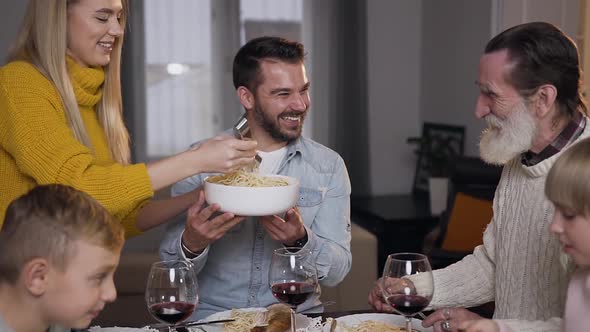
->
420 0 491 157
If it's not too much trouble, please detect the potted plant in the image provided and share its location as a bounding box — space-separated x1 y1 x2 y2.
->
408 129 463 215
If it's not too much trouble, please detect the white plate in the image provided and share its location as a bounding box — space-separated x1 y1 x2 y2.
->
196 307 312 332
333 313 433 332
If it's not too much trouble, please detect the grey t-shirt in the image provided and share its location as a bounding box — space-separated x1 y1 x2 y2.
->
0 313 13 332
0 313 70 332
49 326 70 332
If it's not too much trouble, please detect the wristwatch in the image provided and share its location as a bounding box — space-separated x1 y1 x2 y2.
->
286 231 308 249
181 239 201 259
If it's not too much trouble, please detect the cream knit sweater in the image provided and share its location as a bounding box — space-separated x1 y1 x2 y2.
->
428 122 590 331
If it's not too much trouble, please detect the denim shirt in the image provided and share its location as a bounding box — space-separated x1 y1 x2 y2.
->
159 135 352 320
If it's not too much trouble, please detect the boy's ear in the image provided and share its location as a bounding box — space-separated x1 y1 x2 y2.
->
237 86 255 110
22 258 50 297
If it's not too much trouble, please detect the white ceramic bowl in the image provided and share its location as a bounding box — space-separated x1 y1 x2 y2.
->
204 174 299 216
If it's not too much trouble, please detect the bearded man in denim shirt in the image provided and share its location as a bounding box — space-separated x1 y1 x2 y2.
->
159 36 352 320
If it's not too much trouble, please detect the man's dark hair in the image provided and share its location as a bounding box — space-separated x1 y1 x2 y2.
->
485 21 587 117
232 36 305 92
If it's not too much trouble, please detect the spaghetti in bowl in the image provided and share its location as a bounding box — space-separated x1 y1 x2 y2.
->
204 172 299 216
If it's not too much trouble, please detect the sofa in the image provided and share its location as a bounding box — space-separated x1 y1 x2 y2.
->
91 222 377 327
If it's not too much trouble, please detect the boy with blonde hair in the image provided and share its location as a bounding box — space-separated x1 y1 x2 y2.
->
0 184 124 332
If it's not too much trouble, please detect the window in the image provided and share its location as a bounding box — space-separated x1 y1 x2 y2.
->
240 0 302 43
142 0 303 160
144 0 215 158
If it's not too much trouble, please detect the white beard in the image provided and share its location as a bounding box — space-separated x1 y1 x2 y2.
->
479 101 537 165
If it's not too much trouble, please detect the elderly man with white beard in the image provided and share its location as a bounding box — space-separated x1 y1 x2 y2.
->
368 22 589 332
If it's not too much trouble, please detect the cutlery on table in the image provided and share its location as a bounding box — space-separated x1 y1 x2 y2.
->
148 318 236 330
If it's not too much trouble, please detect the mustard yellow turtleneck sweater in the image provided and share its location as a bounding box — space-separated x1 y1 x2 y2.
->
0 59 153 237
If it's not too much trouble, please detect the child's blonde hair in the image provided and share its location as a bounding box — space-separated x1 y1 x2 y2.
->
545 137 590 216
0 184 124 284
545 137 590 270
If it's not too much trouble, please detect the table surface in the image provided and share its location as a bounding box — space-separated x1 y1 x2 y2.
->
162 310 380 332
94 309 439 331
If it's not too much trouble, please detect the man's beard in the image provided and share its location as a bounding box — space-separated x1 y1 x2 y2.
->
253 104 305 143
479 100 537 165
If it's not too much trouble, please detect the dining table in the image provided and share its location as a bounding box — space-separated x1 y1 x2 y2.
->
188 308 426 331
168 310 378 332
86 308 440 331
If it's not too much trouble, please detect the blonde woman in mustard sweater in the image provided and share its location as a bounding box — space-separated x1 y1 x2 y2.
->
0 0 257 237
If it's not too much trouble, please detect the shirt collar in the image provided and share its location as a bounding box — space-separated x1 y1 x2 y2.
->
286 137 303 155
522 111 586 166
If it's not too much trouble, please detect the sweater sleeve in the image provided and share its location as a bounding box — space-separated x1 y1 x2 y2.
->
0 62 153 236
496 318 561 332
428 218 497 309
119 198 152 238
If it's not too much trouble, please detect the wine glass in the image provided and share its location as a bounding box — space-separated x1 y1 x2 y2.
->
145 260 199 331
269 248 318 332
381 253 433 332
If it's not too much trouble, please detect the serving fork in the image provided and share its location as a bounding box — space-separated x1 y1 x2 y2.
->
233 114 262 170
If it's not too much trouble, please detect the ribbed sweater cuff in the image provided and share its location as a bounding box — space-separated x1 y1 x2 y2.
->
120 198 150 238
121 163 153 202
429 258 495 309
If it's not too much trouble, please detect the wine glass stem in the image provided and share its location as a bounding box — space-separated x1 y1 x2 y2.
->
405 317 412 332
290 307 296 332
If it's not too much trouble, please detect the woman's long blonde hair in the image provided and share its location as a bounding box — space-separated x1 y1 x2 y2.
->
8 0 131 164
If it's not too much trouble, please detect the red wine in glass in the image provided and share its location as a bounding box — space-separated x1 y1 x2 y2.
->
381 253 433 332
148 301 196 324
146 260 198 332
271 281 315 307
269 248 318 332
387 294 430 316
